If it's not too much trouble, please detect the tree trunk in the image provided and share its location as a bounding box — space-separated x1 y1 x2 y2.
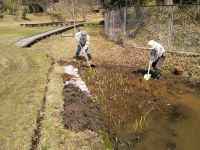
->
164 0 173 5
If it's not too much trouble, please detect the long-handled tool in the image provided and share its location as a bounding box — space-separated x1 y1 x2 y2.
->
71 0 95 68
144 60 151 80
79 44 96 67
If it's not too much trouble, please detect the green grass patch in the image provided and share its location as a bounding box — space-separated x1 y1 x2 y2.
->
103 133 113 150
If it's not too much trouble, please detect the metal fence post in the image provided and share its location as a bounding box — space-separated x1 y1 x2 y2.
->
105 5 199 53
123 7 127 47
108 11 110 39
113 10 115 41
168 5 173 51
171 5 174 51
111 10 114 40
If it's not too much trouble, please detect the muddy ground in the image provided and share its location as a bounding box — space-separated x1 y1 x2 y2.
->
83 65 199 150
29 26 200 149
60 60 200 150
62 83 104 132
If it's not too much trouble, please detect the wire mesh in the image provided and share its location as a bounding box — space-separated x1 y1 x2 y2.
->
104 8 126 44
104 5 200 53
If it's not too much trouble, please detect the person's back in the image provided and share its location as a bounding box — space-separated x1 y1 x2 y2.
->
147 40 166 79
150 41 165 63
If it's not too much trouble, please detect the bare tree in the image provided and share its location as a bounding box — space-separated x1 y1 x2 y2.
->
164 0 173 5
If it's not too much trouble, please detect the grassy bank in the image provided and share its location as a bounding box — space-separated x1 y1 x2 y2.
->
0 15 106 150
0 15 54 150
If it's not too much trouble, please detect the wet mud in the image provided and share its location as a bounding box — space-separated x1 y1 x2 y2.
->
61 61 200 150
62 74 104 132
80 64 200 150
168 104 189 123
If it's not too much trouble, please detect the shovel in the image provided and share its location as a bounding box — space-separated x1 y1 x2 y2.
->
144 61 151 80
79 44 96 68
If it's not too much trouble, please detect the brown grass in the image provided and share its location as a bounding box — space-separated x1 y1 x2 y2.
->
0 18 199 150
39 63 104 150
31 25 200 85
0 15 58 150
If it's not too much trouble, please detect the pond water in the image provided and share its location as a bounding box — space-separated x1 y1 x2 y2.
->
117 83 200 150
83 66 200 150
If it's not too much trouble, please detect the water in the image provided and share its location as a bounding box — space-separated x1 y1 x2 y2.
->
133 86 200 150
84 66 200 149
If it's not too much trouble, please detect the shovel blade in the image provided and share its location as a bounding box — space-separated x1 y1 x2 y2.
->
88 60 96 68
144 74 151 80
86 63 96 68
90 64 96 67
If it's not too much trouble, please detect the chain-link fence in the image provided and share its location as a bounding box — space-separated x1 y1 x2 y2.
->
104 5 200 53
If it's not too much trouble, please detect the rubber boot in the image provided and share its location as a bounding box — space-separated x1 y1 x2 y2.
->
73 52 80 62
154 70 161 79
87 54 92 60
87 54 95 67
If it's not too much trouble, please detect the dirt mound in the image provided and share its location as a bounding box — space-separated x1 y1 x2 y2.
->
62 84 104 132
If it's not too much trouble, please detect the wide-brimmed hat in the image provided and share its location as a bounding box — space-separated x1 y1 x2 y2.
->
147 40 157 49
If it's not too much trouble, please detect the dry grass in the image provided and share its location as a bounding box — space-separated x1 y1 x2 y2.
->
0 17 57 150
0 17 199 150
30 30 107 150
31 25 200 84
0 15 107 150
39 63 104 150
0 45 51 150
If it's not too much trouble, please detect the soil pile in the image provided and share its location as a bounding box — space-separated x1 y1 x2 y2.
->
62 84 104 132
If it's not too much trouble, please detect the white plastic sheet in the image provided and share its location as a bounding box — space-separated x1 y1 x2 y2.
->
63 65 90 94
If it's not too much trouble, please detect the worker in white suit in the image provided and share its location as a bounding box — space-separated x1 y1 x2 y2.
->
73 28 92 62
147 40 166 79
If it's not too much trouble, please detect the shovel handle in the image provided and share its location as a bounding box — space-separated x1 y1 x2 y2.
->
78 43 91 67
147 62 151 75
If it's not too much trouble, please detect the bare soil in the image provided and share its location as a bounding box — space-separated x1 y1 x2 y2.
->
57 55 200 149
62 74 104 133
74 62 200 150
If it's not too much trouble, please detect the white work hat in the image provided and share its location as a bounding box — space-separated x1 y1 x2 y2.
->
147 40 157 49
81 30 87 36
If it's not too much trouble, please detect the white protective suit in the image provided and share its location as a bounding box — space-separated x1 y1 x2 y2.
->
75 31 90 50
150 41 165 63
